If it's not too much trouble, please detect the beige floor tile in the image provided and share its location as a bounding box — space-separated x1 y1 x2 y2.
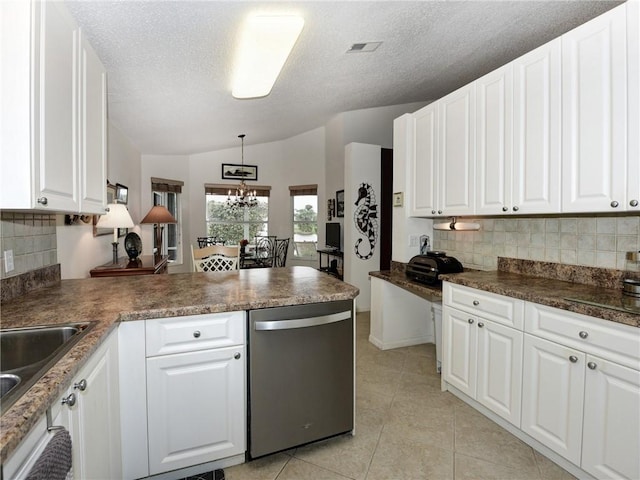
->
366 435 454 480
294 430 379 480
533 450 577 480
383 402 455 451
275 457 352 480
355 387 394 415
225 453 290 480
402 351 439 376
454 406 539 475
455 453 541 480
357 348 407 372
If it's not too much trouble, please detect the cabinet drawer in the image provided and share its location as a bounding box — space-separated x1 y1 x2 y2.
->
525 303 640 370
146 311 245 357
443 282 524 329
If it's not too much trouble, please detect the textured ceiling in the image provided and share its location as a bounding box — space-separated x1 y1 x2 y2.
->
65 0 622 155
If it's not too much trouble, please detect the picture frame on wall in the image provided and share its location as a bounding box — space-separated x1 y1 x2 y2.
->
222 163 258 181
336 190 345 217
116 183 129 204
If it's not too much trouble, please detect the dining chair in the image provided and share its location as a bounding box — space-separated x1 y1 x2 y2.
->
191 245 239 272
253 236 276 267
273 238 290 267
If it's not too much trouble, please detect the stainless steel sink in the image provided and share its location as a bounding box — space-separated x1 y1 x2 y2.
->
0 322 95 413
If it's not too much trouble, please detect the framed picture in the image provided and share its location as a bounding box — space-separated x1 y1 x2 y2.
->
336 190 345 217
94 183 118 237
116 183 128 204
222 163 258 181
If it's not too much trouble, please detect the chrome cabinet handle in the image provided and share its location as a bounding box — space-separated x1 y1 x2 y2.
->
431 210 436 214
502 206 508 212
579 331 588 339
473 300 479 306
569 355 578 363
512 206 519 212
611 200 619 208
234 352 241 360
74 379 87 391
37 197 48 205
62 393 76 407
630 199 639 207
587 362 597 370
478 322 484 328
437 210 442 214
193 330 201 338
468 319 474 324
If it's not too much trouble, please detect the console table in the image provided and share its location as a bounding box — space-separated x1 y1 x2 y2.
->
317 249 343 280
90 255 169 277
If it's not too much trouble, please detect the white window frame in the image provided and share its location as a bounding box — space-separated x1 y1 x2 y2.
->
291 193 318 260
153 191 182 264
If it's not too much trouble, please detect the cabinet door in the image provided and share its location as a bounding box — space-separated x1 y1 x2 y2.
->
442 306 477 397
561 5 627 213
78 31 107 214
627 0 640 211
582 356 640 480
476 65 512 215
67 330 121 480
147 345 246 475
512 39 561 214
411 103 439 216
521 334 584 465
476 320 523 427
34 1 79 211
439 84 476 216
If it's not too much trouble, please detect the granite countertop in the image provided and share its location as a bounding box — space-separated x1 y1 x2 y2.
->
368 270 443 302
0 266 359 463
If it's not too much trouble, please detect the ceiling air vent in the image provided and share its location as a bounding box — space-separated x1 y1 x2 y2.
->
346 42 382 53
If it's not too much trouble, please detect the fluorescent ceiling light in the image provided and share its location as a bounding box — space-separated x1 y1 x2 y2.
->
232 15 304 99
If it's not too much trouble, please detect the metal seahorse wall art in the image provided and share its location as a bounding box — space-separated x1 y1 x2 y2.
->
353 183 378 260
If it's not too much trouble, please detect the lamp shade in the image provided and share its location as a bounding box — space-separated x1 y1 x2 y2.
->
96 204 135 229
141 205 177 224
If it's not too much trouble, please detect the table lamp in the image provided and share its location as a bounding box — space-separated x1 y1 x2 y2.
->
141 205 177 257
96 204 135 264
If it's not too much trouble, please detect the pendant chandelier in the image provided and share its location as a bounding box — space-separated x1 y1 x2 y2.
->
226 134 258 208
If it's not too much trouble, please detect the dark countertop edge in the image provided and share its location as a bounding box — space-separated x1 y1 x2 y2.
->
439 272 639 328
369 271 443 302
0 282 358 463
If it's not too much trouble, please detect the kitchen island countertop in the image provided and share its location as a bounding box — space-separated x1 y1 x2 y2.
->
0 266 359 463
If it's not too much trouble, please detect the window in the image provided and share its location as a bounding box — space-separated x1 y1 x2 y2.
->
205 184 270 245
151 177 183 263
290 185 318 259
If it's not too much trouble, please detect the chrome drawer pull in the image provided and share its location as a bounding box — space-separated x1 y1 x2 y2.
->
478 322 484 328
578 331 588 339
74 379 87 391
587 362 597 370
234 352 241 360
193 330 201 338
62 393 76 407
569 355 578 363
468 319 474 324
472 300 479 306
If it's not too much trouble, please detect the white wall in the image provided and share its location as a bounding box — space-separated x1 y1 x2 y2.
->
57 122 142 279
344 143 382 312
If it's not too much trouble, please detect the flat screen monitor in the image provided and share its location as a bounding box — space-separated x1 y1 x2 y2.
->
325 222 341 251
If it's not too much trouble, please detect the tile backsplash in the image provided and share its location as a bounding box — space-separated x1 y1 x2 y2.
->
433 215 640 272
0 212 58 279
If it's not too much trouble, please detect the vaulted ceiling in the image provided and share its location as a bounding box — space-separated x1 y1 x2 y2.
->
66 1 622 155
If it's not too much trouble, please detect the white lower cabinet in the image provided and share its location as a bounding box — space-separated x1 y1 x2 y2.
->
147 345 246 475
442 284 524 426
443 282 640 479
59 328 121 480
119 311 246 479
521 334 585 465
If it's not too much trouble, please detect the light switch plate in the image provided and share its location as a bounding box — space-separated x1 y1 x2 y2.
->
4 249 14 272
393 192 403 207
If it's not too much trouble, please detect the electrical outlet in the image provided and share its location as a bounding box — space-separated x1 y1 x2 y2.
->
408 235 420 247
4 249 14 272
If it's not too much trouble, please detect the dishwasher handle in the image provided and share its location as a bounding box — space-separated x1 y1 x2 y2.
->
254 311 351 331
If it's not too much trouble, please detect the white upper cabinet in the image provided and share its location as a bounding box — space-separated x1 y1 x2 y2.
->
410 102 439 216
476 64 513 215
512 40 562 214
627 0 640 211
0 1 107 214
439 83 476 216
561 4 628 213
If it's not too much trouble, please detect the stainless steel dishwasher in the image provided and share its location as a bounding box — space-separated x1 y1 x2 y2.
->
248 300 354 459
